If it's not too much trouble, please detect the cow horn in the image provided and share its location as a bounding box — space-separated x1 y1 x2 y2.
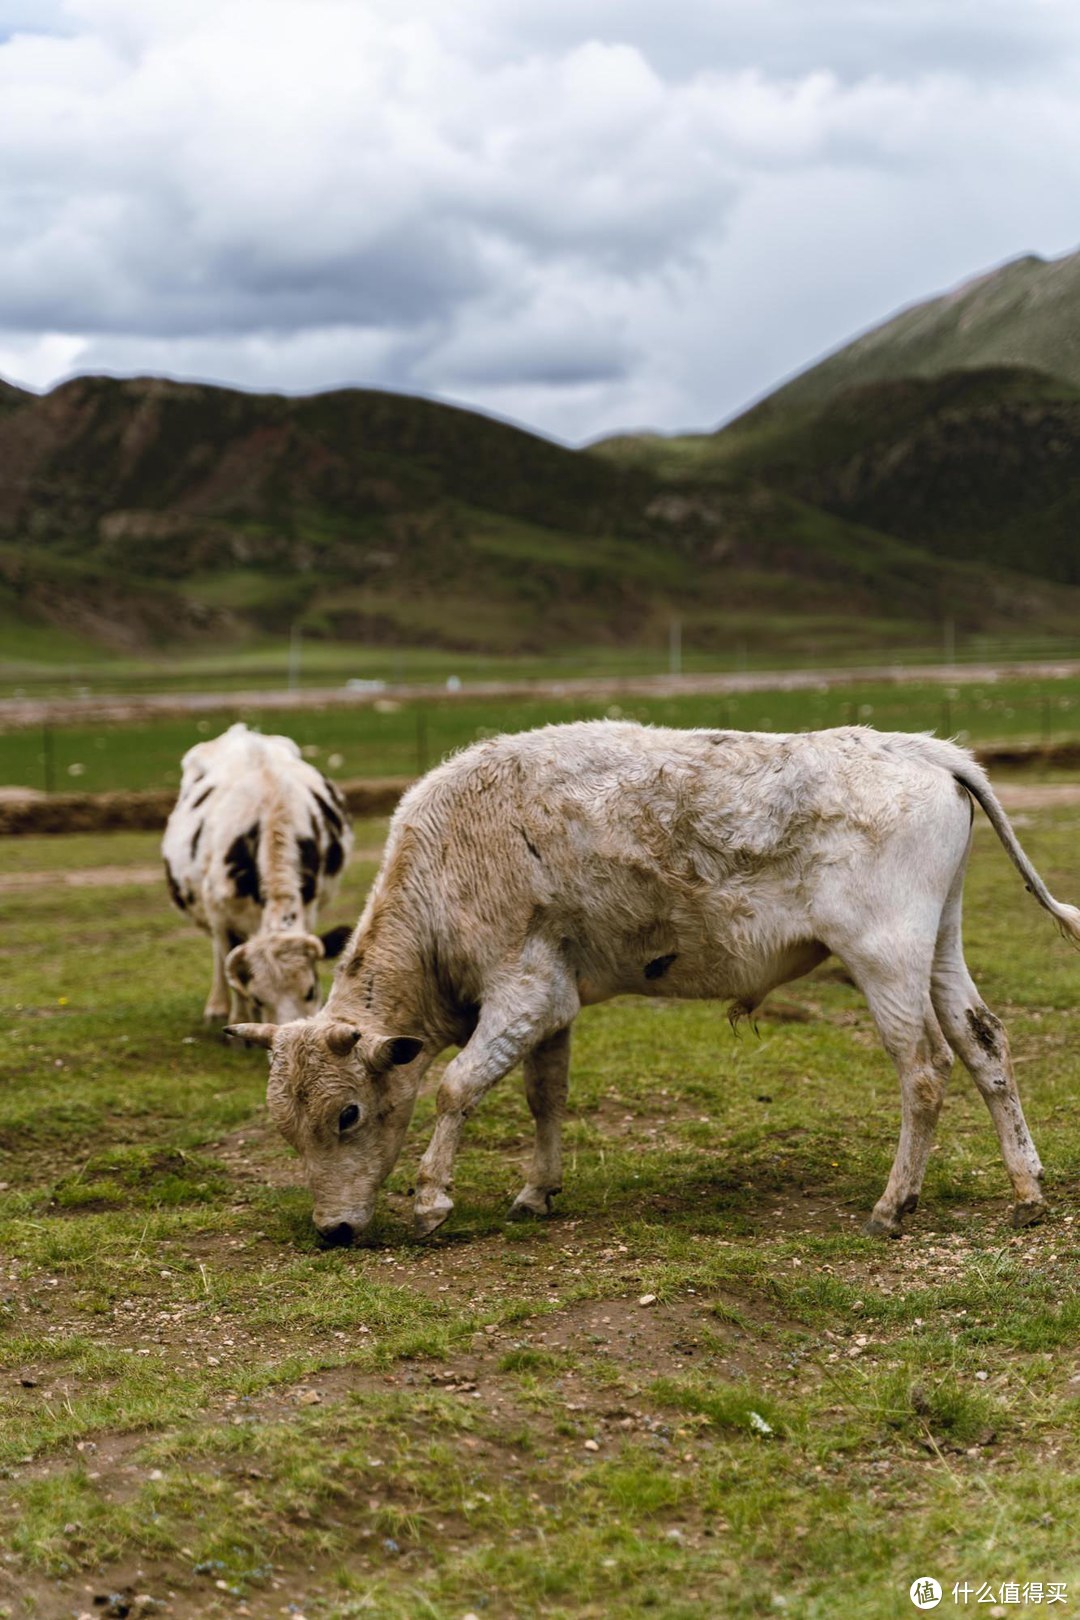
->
224 1022 276 1049
325 1023 363 1057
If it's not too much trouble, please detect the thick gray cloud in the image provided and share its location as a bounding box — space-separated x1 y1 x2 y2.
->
0 0 1078 442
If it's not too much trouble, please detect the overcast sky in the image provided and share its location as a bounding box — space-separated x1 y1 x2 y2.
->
1 0 1079 444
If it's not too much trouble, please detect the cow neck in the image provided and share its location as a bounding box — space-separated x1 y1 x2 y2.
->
257 774 306 932
324 832 454 1043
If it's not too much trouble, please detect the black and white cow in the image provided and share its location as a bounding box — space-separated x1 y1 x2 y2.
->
163 723 354 1024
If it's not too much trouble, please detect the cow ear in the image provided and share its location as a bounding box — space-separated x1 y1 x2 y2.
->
225 943 251 988
325 1022 363 1058
301 932 326 961
367 1035 424 1072
225 1023 276 1049
319 924 353 959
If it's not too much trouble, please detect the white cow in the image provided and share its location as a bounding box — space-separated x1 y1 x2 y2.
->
163 723 354 1024
227 722 1079 1240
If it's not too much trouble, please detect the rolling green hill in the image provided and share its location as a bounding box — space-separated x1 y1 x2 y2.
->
593 246 1080 601
0 378 31 414
756 248 1080 415
3 349 1080 668
598 367 1080 586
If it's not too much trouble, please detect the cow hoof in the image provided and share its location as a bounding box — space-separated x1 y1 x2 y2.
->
1010 1198 1046 1230
863 1214 903 1239
508 1188 558 1220
413 1194 453 1238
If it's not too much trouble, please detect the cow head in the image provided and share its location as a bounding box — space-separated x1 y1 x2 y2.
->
224 1018 425 1240
225 931 327 1025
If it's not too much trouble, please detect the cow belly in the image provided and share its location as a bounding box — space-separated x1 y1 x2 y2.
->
576 937 828 1008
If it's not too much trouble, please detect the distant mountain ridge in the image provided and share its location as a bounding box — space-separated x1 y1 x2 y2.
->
4 245 1080 665
592 246 1080 603
755 248 1080 414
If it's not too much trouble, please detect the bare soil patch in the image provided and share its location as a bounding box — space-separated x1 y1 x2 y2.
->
0 864 164 893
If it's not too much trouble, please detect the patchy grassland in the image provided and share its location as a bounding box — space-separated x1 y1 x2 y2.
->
0 803 1078 1620
5 675 1080 794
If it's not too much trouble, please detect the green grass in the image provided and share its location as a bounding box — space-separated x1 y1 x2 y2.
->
4 675 1080 795
10 624 1080 703
0 794 1078 1616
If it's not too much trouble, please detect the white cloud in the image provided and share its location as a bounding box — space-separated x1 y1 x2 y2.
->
0 0 1078 440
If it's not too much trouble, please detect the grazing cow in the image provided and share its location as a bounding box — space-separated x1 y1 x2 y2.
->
163 723 354 1024
227 722 1079 1241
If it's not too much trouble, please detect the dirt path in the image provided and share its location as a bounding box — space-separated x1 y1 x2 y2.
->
0 849 388 893
0 862 165 892
981 781 1080 810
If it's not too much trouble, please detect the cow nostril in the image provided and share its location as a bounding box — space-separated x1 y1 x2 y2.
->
318 1221 354 1247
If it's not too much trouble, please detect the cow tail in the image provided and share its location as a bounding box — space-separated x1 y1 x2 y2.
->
884 731 1080 947
949 749 1080 947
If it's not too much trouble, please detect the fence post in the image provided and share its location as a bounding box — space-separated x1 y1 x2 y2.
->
668 616 682 677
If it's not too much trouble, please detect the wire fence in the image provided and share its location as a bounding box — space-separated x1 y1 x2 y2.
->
7 674 1080 796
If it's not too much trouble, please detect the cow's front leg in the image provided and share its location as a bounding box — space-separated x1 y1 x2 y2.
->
414 969 578 1237
510 1026 571 1218
204 931 232 1023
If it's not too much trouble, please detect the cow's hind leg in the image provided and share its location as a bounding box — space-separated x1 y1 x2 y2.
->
842 944 952 1237
866 1003 953 1238
510 1026 571 1219
414 954 579 1237
930 893 1045 1229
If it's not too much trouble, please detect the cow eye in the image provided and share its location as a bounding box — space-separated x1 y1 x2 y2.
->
338 1103 360 1133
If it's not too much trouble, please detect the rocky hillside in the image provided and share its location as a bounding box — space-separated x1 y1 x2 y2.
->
3 368 1079 658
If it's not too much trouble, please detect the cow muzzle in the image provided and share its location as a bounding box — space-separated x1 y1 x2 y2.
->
314 1207 373 1245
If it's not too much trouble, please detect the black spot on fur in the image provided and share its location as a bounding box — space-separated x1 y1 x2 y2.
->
644 953 678 980
225 822 262 903
320 773 346 810
191 785 214 810
967 1004 1004 1056
324 837 344 877
164 861 186 912
297 835 320 905
190 823 202 860
226 929 245 951
314 791 344 836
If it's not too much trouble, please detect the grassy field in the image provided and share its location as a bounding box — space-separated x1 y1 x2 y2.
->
5 630 1080 704
0 794 1078 1619
5 675 1080 795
